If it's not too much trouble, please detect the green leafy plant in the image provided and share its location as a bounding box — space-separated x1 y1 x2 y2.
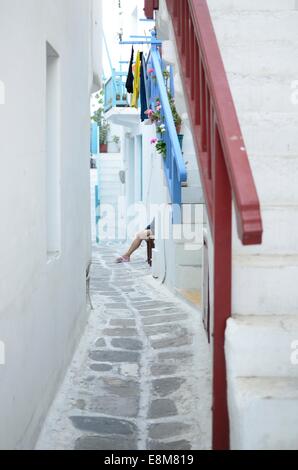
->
100 120 110 145
92 89 104 126
168 92 182 131
163 69 170 83
112 135 120 145
148 70 183 160
156 140 167 157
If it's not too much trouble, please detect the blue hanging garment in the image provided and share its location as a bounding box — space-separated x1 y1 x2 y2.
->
140 52 148 122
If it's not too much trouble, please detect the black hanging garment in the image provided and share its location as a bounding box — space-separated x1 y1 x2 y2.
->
140 52 149 122
126 46 134 94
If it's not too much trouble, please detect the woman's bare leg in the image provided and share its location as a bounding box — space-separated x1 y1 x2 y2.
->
123 230 152 258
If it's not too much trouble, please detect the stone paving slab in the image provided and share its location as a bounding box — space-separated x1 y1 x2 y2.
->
36 242 211 450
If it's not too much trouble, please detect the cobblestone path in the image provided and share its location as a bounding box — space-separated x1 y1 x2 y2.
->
36 242 211 450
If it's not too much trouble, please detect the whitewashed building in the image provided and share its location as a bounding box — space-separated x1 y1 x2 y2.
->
0 0 103 449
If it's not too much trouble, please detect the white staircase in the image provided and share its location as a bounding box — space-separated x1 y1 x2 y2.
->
174 120 204 291
166 123 204 295
207 0 298 449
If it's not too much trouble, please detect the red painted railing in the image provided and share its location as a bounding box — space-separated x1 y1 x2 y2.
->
163 0 263 449
144 0 159 19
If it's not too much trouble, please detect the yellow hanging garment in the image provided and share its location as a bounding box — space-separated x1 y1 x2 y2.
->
131 51 141 109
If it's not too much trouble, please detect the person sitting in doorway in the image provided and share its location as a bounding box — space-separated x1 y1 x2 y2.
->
116 219 155 263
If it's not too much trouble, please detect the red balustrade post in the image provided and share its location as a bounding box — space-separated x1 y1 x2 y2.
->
190 23 195 99
180 1 183 45
194 44 201 125
206 88 211 177
200 66 207 151
173 0 178 16
212 126 231 450
185 3 190 74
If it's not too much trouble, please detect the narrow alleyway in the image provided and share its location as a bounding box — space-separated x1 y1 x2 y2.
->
36 242 211 451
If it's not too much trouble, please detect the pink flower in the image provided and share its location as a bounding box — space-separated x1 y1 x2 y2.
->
156 105 162 111
145 109 154 116
148 68 154 74
150 138 158 144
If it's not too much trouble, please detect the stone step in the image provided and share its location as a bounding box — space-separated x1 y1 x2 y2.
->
175 264 202 290
99 179 121 185
238 112 298 156
99 183 122 192
99 198 122 206
98 154 123 160
182 186 204 204
98 169 122 177
211 11 298 44
232 254 298 315
99 180 122 187
225 315 298 378
208 0 297 11
227 73 298 113
97 160 123 169
180 204 204 225
184 156 201 172
176 288 202 309
175 243 203 266
245 155 298 206
99 192 122 200
219 43 298 78
179 129 196 156
233 205 298 255
172 223 204 245
184 168 201 187
228 376 298 450
98 179 122 186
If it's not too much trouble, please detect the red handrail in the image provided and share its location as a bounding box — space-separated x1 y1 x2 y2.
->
163 0 263 450
144 0 159 19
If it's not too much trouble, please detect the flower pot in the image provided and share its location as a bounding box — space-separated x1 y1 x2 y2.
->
100 143 108 153
175 124 182 134
178 134 184 151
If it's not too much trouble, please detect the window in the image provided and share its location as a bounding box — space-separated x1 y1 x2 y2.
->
46 42 61 259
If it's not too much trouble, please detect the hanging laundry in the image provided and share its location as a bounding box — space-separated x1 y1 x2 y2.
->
131 50 141 109
125 46 134 94
140 53 149 122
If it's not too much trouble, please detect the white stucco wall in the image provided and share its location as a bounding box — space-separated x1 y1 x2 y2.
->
0 0 102 449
